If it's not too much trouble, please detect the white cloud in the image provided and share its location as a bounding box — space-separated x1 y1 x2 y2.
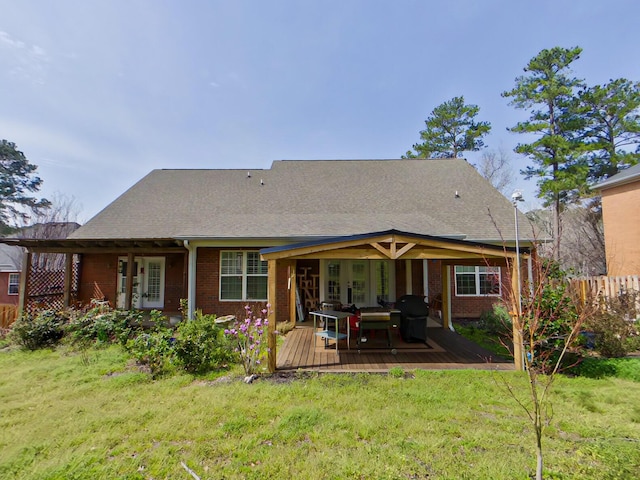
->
0 30 50 85
0 30 25 49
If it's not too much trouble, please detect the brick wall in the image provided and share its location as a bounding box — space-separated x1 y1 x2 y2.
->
195 247 290 323
400 259 508 320
77 253 118 306
602 180 640 276
164 253 186 314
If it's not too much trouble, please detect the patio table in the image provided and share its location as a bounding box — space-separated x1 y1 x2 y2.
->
309 310 351 355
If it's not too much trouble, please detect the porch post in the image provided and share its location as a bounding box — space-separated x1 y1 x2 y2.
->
18 251 31 317
125 252 134 310
441 263 451 330
185 241 197 320
63 253 73 307
267 259 277 373
422 259 429 300
288 260 297 325
511 257 524 371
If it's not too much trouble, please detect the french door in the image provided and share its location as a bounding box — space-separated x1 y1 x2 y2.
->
117 257 165 309
322 260 394 307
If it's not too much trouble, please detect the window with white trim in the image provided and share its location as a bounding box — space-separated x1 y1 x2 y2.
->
220 251 268 301
454 266 501 296
8 273 19 295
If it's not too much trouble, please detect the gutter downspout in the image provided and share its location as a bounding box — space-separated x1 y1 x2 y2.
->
184 240 197 320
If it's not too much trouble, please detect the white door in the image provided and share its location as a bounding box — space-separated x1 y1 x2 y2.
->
140 258 165 309
117 257 165 309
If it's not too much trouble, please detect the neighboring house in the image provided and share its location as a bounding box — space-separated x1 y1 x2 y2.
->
595 163 640 276
0 243 22 305
5 159 534 369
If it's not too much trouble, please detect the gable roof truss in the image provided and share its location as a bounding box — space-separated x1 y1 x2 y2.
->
260 230 525 261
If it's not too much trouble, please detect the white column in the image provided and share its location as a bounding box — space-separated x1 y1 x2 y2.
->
185 241 197 320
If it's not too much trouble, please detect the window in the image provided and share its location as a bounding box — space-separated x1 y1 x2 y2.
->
374 261 390 303
326 261 341 302
8 273 19 295
455 266 501 296
220 251 267 301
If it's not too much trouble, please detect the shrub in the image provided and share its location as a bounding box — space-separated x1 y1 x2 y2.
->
521 265 584 373
9 310 69 350
125 329 174 377
66 301 125 346
478 303 512 335
174 311 236 374
584 291 640 358
123 311 175 376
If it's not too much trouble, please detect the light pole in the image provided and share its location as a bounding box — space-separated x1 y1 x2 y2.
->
511 190 523 317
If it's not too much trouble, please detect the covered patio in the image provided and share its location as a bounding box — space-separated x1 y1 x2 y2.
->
276 319 514 372
262 230 528 372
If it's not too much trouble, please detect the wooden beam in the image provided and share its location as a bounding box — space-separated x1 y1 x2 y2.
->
292 248 390 260
18 251 31 317
63 253 73 307
288 260 297 325
370 242 392 258
267 259 277 373
261 235 396 260
24 247 185 254
395 242 416 258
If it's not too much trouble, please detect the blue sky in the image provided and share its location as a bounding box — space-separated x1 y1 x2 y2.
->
1 1 639 221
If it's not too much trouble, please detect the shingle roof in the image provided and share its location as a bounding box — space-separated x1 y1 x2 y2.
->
595 163 640 190
69 158 533 243
0 243 22 271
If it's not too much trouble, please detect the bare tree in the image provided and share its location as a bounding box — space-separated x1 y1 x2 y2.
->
10 193 82 270
527 203 605 275
475 147 516 195
498 252 590 480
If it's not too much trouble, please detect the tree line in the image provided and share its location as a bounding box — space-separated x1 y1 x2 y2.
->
403 46 640 262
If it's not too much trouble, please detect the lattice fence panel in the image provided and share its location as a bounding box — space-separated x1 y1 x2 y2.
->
26 255 80 313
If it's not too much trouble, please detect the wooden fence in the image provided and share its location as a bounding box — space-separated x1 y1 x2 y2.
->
0 304 18 330
571 275 640 302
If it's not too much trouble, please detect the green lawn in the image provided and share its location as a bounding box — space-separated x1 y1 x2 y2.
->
1 346 639 480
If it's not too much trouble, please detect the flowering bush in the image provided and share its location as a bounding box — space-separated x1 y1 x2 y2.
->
225 305 270 376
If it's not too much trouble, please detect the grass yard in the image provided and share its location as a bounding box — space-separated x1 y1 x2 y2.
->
1 346 640 480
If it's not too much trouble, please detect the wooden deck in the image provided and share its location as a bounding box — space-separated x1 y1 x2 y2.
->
276 321 514 372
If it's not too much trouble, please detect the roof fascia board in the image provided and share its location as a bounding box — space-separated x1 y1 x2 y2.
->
596 174 640 191
261 230 526 261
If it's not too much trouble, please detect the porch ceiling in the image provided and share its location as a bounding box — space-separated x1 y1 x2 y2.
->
260 229 527 261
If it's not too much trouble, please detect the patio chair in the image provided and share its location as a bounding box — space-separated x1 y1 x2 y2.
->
396 294 429 344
